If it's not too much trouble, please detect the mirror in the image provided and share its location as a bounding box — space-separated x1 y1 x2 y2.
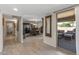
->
45 15 52 37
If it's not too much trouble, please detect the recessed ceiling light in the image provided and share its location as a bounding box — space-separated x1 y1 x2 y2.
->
13 8 18 12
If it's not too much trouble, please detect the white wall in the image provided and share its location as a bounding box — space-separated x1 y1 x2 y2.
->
43 13 57 47
0 13 3 52
19 17 23 43
21 17 23 43
17 17 23 43
75 6 79 55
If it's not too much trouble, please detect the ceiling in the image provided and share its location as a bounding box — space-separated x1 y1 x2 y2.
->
0 4 75 20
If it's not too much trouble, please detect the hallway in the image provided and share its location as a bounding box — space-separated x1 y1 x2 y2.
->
0 35 75 55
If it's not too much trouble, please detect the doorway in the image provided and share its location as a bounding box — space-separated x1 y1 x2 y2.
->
6 21 17 42
3 15 18 46
23 19 43 39
57 9 76 52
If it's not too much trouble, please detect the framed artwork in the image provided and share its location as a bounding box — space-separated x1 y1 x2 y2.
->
45 15 52 37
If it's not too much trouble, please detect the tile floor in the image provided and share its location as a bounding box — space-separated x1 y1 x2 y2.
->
0 35 75 55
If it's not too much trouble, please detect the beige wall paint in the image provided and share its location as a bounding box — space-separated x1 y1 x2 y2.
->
43 13 57 47
20 17 23 43
0 13 3 52
18 17 23 43
75 6 79 55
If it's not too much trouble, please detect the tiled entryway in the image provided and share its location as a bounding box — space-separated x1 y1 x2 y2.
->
0 35 75 55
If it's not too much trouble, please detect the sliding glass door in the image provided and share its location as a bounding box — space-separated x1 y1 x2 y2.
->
57 9 76 53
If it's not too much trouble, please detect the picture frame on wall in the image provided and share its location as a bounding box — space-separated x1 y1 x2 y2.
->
45 15 52 37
